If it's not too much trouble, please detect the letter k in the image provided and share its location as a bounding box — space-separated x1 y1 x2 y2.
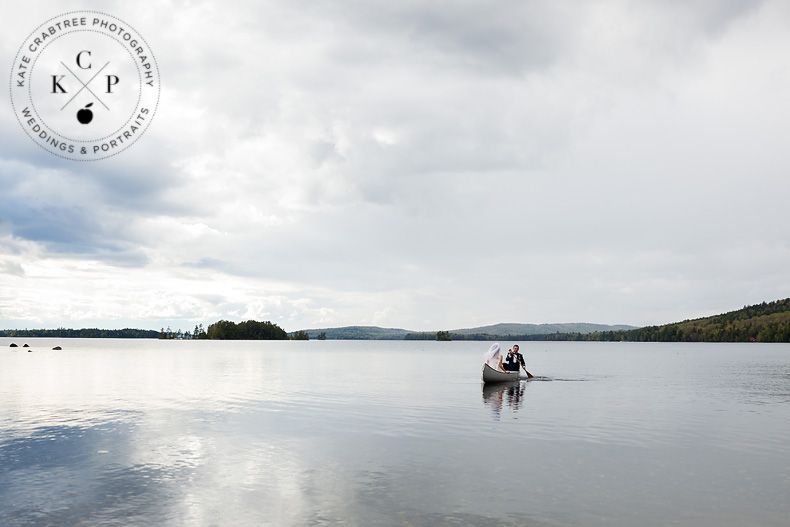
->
51 75 67 93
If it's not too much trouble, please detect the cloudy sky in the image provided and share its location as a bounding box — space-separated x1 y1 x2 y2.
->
1 0 789 332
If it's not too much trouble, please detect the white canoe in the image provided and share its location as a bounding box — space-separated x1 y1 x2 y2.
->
481 363 521 384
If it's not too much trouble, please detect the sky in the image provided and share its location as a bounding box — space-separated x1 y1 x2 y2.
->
1 0 789 332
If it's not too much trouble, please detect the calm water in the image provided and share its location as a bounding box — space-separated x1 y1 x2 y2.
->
1 339 789 526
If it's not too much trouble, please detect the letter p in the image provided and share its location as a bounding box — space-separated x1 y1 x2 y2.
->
106 75 120 93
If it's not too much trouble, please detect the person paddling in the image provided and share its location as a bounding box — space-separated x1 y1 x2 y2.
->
511 344 534 378
503 348 517 371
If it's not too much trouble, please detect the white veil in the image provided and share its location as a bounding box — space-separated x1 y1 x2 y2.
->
483 343 501 368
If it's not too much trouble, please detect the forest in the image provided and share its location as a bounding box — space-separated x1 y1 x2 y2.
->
531 299 790 343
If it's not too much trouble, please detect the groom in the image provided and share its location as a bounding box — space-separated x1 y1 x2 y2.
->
504 345 533 378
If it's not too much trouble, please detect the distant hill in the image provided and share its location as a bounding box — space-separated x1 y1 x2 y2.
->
299 326 412 340
539 299 790 343
451 322 636 336
298 322 635 340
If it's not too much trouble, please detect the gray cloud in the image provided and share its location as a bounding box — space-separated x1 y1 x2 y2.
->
1 0 789 329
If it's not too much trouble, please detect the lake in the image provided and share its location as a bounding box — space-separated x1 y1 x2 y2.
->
1 339 789 526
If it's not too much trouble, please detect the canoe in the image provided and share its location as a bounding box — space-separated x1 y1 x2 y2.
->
481 363 521 384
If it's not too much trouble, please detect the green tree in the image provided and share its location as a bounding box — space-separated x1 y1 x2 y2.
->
291 330 309 340
206 320 288 340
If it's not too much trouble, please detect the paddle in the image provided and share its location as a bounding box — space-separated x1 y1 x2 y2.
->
522 366 534 379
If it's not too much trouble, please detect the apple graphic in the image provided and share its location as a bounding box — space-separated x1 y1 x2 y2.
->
77 103 93 124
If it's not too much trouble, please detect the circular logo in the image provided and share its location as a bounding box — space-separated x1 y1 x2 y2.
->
9 12 159 161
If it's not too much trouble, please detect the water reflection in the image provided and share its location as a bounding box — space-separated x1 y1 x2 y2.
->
481 381 526 421
3 340 790 527
0 420 173 527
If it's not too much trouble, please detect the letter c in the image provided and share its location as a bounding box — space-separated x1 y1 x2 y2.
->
76 50 91 69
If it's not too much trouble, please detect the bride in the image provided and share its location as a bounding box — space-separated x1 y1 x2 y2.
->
483 343 505 371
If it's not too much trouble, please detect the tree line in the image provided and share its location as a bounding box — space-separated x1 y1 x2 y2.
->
5 299 787 343
404 330 453 341
0 328 159 338
1 321 297 341
158 324 208 339
527 299 790 343
402 299 790 343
